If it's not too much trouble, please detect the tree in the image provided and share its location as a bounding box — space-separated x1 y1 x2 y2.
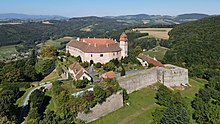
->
160 105 190 124
74 79 89 89
103 62 115 71
133 45 142 56
29 89 45 109
41 45 57 58
39 110 61 124
0 87 19 122
35 59 55 77
155 85 173 106
95 62 102 68
93 86 106 103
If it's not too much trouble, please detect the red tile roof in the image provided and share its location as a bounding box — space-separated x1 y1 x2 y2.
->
138 53 164 67
104 71 115 79
80 38 115 45
120 32 128 41
67 38 122 53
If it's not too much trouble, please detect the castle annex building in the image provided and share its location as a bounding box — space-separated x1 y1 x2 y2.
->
66 32 128 64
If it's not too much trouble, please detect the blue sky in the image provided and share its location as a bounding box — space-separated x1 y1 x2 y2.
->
0 0 220 17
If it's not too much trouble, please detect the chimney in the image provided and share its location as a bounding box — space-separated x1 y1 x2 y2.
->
77 37 80 41
106 44 109 47
94 44 96 47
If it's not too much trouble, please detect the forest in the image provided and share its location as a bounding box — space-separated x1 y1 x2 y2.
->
0 17 131 47
164 16 220 80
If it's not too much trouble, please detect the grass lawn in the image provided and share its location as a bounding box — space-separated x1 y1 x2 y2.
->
0 45 19 60
38 37 72 49
91 78 205 124
16 87 35 107
40 70 60 83
144 46 169 61
90 84 160 124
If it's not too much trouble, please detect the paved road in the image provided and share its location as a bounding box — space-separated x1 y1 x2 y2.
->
18 83 52 124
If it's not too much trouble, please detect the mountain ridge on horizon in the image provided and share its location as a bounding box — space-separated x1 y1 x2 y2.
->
0 13 211 20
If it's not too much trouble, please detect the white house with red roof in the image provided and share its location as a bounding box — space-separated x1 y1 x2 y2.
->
137 53 164 67
66 32 128 64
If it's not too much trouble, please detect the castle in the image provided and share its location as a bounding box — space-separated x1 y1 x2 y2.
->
66 32 128 64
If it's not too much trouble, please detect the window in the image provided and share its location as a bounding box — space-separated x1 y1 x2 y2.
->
100 54 103 57
91 54 93 57
113 53 115 56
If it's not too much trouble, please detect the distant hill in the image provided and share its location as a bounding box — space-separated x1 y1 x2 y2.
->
174 13 209 22
0 16 130 46
105 14 152 20
0 13 68 20
105 13 210 24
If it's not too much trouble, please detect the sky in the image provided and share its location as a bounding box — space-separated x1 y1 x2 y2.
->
0 0 220 17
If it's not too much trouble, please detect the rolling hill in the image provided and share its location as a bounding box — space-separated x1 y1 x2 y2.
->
164 16 220 79
0 16 130 46
0 13 68 20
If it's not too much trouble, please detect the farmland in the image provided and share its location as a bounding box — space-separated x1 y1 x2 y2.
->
0 45 19 60
132 28 172 39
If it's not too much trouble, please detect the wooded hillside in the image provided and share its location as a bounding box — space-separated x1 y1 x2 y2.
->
164 16 220 79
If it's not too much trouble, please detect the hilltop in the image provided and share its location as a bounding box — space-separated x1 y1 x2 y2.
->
164 16 220 79
0 13 68 20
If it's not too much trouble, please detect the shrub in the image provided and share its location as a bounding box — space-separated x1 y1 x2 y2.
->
95 62 102 68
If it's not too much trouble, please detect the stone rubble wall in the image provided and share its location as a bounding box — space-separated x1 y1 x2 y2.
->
77 91 123 123
118 68 158 94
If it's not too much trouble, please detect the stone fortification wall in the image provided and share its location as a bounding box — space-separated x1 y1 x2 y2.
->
118 64 189 93
77 91 123 122
118 68 158 94
157 64 189 87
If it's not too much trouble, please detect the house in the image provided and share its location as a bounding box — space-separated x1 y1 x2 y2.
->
102 71 115 79
137 53 164 67
66 32 128 64
68 62 92 81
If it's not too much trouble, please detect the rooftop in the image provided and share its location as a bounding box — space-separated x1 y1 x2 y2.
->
138 53 164 67
80 38 116 45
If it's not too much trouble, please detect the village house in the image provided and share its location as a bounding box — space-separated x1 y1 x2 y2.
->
68 62 92 81
66 32 128 64
137 53 164 67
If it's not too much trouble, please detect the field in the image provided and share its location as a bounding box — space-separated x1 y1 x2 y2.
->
91 78 206 124
0 45 19 60
37 37 72 49
133 28 172 39
144 46 169 61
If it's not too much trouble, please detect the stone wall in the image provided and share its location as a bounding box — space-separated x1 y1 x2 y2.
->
77 91 123 123
157 64 189 87
118 68 158 94
118 64 189 93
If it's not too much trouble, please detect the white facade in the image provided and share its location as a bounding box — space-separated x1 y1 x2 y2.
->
66 46 122 64
120 40 128 58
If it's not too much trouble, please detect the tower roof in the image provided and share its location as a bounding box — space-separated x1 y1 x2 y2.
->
120 32 128 41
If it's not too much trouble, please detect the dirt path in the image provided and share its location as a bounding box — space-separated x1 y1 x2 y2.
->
118 103 158 124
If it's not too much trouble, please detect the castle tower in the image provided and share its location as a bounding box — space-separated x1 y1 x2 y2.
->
119 32 128 58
